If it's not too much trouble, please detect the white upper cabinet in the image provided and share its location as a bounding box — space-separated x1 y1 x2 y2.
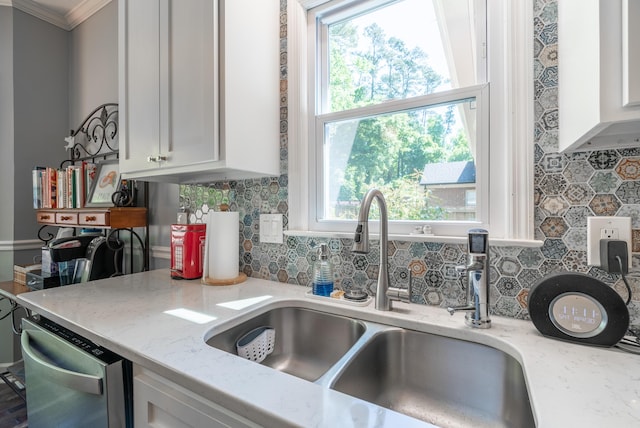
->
119 0 280 182
559 0 640 152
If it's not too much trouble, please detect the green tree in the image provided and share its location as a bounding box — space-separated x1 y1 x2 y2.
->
327 18 473 220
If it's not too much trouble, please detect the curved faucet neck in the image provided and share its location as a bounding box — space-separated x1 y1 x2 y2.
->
355 189 390 311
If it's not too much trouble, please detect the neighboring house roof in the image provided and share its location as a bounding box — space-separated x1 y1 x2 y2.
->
420 160 476 185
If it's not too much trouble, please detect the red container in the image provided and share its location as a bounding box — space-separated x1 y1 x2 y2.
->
171 224 206 279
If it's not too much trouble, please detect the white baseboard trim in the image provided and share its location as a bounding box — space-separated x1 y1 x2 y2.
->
151 245 171 260
0 240 43 252
0 359 23 371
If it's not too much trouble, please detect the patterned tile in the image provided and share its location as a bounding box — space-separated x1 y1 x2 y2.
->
540 216 568 238
539 1 557 22
563 206 593 227
538 22 558 44
518 247 544 268
496 257 522 277
516 288 530 311
588 150 620 170
564 183 594 205
540 239 568 259
408 259 427 277
563 159 594 183
617 205 640 228
541 109 558 129
589 194 621 216
538 130 558 152
423 288 443 306
616 158 640 180
177 0 640 323
494 296 523 319
616 181 640 204
539 195 570 216
540 153 564 173
563 251 589 273
563 227 587 251
633 229 640 253
589 171 620 193
517 269 542 288
539 66 558 88
539 173 567 195
538 44 558 68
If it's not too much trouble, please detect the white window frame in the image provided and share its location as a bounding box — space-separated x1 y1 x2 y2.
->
287 0 537 245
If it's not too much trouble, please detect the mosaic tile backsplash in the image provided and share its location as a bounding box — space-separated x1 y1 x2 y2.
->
180 0 639 322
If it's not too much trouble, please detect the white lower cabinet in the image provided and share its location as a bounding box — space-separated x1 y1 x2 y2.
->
133 365 259 428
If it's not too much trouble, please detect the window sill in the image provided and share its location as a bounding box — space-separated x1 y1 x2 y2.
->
284 230 543 248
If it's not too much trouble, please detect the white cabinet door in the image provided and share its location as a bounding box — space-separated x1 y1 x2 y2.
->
559 0 640 152
119 0 218 176
163 0 218 167
133 366 259 428
119 0 162 174
119 0 279 183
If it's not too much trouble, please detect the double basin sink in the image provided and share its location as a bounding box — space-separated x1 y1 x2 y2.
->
205 306 535 428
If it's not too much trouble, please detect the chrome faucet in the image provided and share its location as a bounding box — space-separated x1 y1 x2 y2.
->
352 189 411 311
447 228 491 328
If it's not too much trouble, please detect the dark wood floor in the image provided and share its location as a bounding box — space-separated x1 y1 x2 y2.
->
0 378 27 428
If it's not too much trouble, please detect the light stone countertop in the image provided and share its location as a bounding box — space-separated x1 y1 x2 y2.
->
16 269 640 427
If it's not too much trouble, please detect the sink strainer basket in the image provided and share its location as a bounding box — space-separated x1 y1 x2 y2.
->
235 326 275 363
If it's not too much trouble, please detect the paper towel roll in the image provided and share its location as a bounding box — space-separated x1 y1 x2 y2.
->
204 211 239 280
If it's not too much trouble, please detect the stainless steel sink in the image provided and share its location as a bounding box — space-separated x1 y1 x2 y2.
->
206 307 366 382
329 328 535 428
207 305 535 427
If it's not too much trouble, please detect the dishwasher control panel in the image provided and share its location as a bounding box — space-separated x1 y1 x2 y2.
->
32 316 121 364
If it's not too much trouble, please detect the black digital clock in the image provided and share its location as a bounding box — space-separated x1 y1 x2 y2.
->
528 273 629 347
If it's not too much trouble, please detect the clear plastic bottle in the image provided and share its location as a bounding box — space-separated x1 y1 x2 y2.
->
312 243 334 296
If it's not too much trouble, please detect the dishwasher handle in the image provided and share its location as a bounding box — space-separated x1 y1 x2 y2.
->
21 329 104 396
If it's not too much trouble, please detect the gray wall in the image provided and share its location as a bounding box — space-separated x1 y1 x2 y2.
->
0 6 16 367
0 9 69 265
13 9 69 242
69 1 118 125
0 6 68 364
0 7 15 278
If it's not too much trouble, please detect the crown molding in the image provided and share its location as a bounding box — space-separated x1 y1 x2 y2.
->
4 0 111 31
65 0 111 30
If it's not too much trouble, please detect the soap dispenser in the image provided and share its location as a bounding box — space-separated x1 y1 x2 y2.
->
312 243 334 296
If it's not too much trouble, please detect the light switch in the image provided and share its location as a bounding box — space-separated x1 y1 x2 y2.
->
259 214 283 244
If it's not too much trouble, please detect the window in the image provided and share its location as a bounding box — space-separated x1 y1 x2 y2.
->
288 0 535 242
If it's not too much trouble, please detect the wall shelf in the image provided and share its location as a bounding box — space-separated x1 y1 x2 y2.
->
34 103 149 274
36 207 147 229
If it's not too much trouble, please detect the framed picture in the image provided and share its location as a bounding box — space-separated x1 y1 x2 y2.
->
86 160 120 207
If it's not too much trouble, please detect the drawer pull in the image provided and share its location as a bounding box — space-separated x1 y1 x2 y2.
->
60 216 73 221
40 215 51 220
147 155 168 163
84 216 97 222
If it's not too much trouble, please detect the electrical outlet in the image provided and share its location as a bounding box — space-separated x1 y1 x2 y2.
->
587 216 632 267
600 228 619 239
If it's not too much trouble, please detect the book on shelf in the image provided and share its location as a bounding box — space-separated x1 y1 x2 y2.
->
33 162 97 210
32 167 44 209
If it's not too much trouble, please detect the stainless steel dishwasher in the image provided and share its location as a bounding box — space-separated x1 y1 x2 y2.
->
21 316 132 428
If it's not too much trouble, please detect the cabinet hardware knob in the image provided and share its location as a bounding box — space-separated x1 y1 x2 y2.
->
85 216 97 222
60 216 72 221
40 215 51 220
